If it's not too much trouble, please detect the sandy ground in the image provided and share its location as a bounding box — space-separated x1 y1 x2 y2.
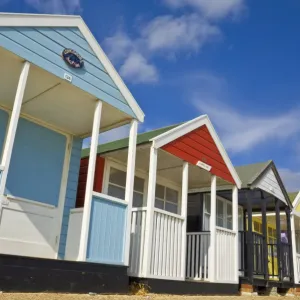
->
0 295 297 300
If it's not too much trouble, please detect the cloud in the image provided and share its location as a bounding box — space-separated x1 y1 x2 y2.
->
120 52 159 84
25 0 81 14
104 14 220 84
189 72 300 154
82 124 130 149
278 168 300 192
163 0 245 20
141 14 220 52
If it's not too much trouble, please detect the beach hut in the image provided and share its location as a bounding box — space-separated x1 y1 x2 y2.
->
77 115 242 295
190 161 294 294
0 13 144 293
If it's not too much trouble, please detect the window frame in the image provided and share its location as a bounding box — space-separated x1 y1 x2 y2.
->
203 193 243 231
103 158 148 206
154 182 181 214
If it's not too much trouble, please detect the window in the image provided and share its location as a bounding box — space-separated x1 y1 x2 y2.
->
154 184 179 214
107 167 145 207
203 194 234 230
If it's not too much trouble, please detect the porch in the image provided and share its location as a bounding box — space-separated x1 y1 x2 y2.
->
117 116 242 284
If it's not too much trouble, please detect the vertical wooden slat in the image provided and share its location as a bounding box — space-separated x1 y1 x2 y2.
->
139 211 146 275
195 234 199 279
151 212 158 275
130 212 137 274
170 217 175 277
200 234 204 280
153 213 160 275
165 216 170 276
191 234 195 278
187 234 191 278
173 219 178 277
162 215 167 276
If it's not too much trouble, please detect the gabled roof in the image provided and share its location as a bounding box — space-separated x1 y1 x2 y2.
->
235 160 272 188
289 192 299 204
81 123 180 158
236 160 292 207
0 13 144 122
82 115 242 188
150 115 241 188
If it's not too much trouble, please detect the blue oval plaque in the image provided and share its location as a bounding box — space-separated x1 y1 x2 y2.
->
62 48 84 68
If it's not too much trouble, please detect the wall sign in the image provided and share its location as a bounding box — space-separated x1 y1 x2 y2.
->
62 49 84 68
196 160 212 171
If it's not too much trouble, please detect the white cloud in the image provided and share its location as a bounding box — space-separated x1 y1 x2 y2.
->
120 52 159 84
278 168 300 192
104 14 220 84
189 72 300 154
163 0 245 20
25 0 81 14
141 14 221 52
82 125 130 149
194 99 300 154
103 31 133 64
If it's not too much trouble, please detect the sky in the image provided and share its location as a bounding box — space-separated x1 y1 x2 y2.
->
1 0 300 191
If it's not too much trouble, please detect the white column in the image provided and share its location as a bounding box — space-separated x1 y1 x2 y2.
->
291 213 299 283
232 185 239 283
0 61 30 201
142 146 157 277
124 120 138 266
78 100 102 261
209 174 217 282
180 162 189 279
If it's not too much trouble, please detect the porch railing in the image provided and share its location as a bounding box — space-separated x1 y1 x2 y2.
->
128 208 147 276
215 226 236 282
186 232 210 280
149 208 184 279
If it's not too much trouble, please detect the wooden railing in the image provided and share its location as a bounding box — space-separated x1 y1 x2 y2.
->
215 226 236 282
186 232 210 280
149 208 184 279
128 208 147 276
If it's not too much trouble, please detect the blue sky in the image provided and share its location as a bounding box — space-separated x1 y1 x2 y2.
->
1 0 300 191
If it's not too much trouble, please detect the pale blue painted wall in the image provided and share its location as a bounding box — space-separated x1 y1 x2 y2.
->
0 108 8 158
0 27 135 118
58 137 82 258
6 118 66 206
87 196 127 265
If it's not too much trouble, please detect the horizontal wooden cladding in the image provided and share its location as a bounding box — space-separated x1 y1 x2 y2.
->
75 156 105 208
162 125 235 184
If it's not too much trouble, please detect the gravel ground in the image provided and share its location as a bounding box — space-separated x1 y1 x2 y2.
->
0 295 297 299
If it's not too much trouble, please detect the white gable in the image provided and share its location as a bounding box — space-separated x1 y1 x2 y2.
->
253 167 286 204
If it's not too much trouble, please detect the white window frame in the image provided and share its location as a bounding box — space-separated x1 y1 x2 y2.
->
154 181 181 215
102 157 182 212
103 158 148 206
203 193 243 231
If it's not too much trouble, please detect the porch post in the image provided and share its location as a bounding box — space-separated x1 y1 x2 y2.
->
78 100 102 261
143 145 158 277
261 194 269 280
209 174 217 282
124 120 138 266
275 198 283 281
285 207 295 283
0 61 30 203
246 191 254 283
180 161 189 279
232 185 239 283
291 213 299 283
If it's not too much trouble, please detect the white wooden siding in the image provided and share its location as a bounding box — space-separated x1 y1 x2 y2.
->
253 167 286 204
